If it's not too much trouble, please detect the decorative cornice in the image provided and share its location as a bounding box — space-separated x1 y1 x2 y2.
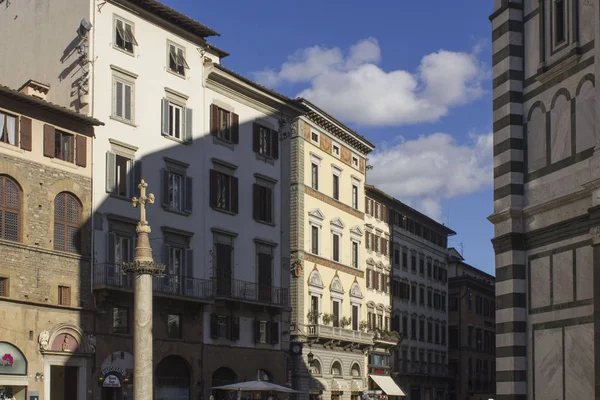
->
304 253 364 278
305 187 364 219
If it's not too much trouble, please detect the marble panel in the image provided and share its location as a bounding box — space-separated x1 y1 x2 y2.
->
575 246 593 301
527 107 547 172
534 328 563 400
579 0 596 44
530 256 551 309
564 324 594 400
551 95 571 164
575 80 595 153
552 250 573 304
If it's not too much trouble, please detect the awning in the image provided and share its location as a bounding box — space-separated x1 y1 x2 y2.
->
331 379 346 392
310 377 328 392
369 375 406 396
351 379 363 392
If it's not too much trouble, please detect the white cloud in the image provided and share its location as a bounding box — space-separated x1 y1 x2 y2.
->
253 38 488 127
367 131 493 222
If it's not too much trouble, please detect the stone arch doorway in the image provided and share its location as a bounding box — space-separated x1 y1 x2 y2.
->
212 367 237 400
154 355 190 400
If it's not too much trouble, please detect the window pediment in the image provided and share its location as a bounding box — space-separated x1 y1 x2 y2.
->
330 217 345 229
330 276 345 294
308 270 324 288
308 208 325 221
350 282 363 298
350 226 363 237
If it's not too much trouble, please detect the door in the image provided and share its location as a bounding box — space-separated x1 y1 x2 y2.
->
311 296 319 324
352 305 359 330
332 301 340 327
258 253 272 303
216 243 232 296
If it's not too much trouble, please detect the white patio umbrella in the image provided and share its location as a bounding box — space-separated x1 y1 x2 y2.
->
213 380 302 394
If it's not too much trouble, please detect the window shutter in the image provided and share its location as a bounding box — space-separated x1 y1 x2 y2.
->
231 113 239 144
254 320 260 343
184 176 193 213
105 152 116 193
230 316 240 341
231 176 239 214
76 135 87 167
209 169 218 208
365 196 368 213
43 124 55 157
271 129 279 159
252 123 260 153
366 269 371 288
266 187 273 223
107 232 116 263
210 314 218 339
210 104 218 135
383 205 387 222
184 107 193 143
161 98 169 136
131 160 142 197
253 184 260 220
270 321 279 345
20 117 32 151
161 169 170 207
124 84 132 121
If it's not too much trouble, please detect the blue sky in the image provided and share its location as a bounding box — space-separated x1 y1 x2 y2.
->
163 0 496 275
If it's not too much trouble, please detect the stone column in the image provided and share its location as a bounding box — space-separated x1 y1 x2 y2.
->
124 180 164 400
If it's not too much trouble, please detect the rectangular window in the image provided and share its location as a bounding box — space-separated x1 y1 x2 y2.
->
113 233 133 263
427 261 432 278
411 318 417 340
0 277 7 297
168 43 189 76
253 184 273 224
311 295 319 324
332 301 340 327
210 169 238 214
419 287 425 305
218 108 231 141
311 225 319 255
167 314 181 338
411 255 416 272
352 184 359 209
419 320 425 341
168 101 183 140
54 130 74 163
332 233 340 262
0 112 18 146
352 155 358 168
258 126 274 157
311 163 319 190
113 307 129 333
114 17 137 53
332 143 340 157
419 258 425 276
411 284 417 304
168 171 183 211
332 174 340 200
352 241 359 269
115 154 131 197
58 285 70 306
311 131 319 144
352 305 359 330
394 248 400 266
554 0 566 45
402 316 408 337
403 251 408 269
427 321 432 343
427 289 433 308
113 78 134 123
217 315 230 339
374 235 380 253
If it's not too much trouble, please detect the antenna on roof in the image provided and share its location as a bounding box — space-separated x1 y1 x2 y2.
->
459 242 465 257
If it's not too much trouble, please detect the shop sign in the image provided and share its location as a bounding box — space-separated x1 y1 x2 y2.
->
371 368 385 375
101 366 126 377
363 390 382 395
103 375 121 388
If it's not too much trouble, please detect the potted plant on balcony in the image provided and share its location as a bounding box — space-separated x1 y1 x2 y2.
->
359 321 368 332
306 310 321 324
321 313 332 325
340 316 351 329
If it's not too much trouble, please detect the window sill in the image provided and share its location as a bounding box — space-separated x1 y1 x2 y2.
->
167 68 186 80
162 205 192 217
51 157 79 169
213 136 235 150
112 45 135 57
0 141 23 153
211 206 237 216
255 219 276 227
162 134 191 145
255 153 275 165
110 115 137 127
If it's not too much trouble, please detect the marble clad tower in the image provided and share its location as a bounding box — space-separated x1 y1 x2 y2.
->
124 180 165 400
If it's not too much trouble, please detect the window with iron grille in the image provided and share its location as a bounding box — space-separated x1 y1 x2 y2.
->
0 175 20 242
0 277 8 297
58 285 70 306
54 192 81 253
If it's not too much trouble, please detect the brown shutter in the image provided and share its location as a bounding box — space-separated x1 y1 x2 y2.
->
210 104 218 135
252 123 260 153
366 270 371 288
253 184 260 220
20 117 32 151
209 169 218 208
75 135 87 167
231 113 239 144
271 129 279 159
231 176 239 214
365 196 368 213
382 205 387 222
43 124 55 158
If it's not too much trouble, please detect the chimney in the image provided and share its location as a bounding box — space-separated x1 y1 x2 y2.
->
18 80 50 101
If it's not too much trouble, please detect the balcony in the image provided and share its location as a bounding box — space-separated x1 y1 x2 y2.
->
306 324 374 347
93 262 213 302
214 278 289 307
373 329 402 347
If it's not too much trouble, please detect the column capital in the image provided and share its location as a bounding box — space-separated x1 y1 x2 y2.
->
590 226 600 246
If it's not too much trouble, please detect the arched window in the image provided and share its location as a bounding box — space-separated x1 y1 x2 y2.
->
54 192 81 253
331 361 342 376
257 369 271 381
351 363 361 377
155 355 190 400
0 175 21 241
309 360 322 375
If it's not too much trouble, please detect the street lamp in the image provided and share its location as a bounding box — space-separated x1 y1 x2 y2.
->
458 287 472 400
307 344 314 363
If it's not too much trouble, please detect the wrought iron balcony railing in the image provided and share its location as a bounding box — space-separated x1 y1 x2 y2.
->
93 262 213 301
213 277 289 307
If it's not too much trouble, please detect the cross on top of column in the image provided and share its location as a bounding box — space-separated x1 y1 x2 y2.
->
132 179 155 225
